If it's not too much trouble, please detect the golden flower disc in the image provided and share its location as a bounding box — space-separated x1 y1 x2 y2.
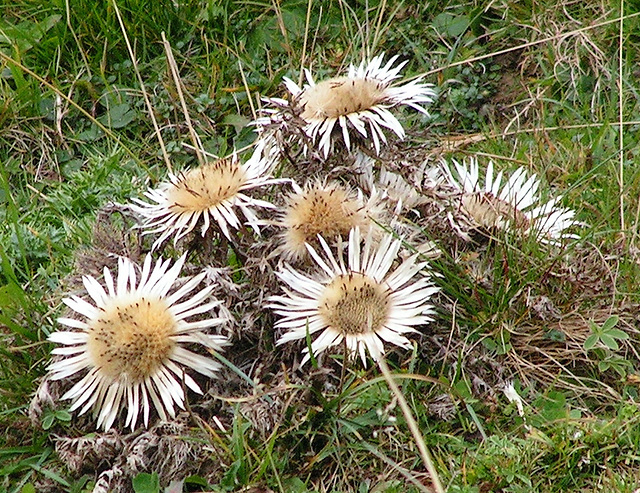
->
168 158 246 213
318 273 389 335
88 297 176 381
300 77 385 120
284 185 366 255
462 193 530 230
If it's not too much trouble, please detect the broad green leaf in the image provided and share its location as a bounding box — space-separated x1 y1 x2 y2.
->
583 334 599 350
607 328 628 341
132 472 160 493
281 477 307 493
599 333 619 351
433 13 471 38
545 329 566 342
98 103 137 129
223 113 250 134
601 315 619 332
41 413 55 430
55 410 72 422
537 390 567 422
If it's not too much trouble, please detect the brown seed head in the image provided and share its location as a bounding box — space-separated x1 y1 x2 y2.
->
462 193 530 231
299 77 386 120
318 273 390 335
167 158 247 214
281 182 369 260
87 297 176 381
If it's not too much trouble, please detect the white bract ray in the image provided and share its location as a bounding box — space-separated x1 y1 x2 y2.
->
270 228 439 365
443 158 580 243
48 254 228 431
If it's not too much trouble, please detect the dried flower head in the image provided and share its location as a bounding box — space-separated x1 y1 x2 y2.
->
352 152 430 214
48 254 228 430
260 53 436 158
277 180 383 261
270 228 439 365
131 145 277 250
443 158 580 243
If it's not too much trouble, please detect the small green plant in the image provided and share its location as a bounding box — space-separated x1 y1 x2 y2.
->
132 472 160 493
583 316 627 351
583 316 633 377
596 352 634 377
41 409 71 430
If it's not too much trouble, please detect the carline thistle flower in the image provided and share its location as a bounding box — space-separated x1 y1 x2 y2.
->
47 254 228 431
269 228 439 365
443 158 580 243
130 144 278 250
261 53 436 158
277 180 383 262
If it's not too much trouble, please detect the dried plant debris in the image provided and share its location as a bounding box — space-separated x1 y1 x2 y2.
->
237 368 303 438
55 430 124 474
67 203 142 291
426 393 458 421
28 379 59 425
54 417 218 493
550 241 622 303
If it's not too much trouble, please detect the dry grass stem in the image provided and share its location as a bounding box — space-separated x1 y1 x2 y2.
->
162 32 206 167
618 0 625 233
111 0 172 172
416 11 640 79
377 357 445 493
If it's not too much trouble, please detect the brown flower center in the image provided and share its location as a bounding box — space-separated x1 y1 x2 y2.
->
168 158 246 213
300 77 386 120
88 297 176 381
283 184 367 259
462 193 530 230
318 273 389 335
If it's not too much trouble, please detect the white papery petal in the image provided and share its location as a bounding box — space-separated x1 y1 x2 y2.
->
47 255 228 431
444 157 581 242
270 227 438 366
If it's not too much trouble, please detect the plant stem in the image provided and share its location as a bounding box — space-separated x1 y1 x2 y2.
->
377 357 445 493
